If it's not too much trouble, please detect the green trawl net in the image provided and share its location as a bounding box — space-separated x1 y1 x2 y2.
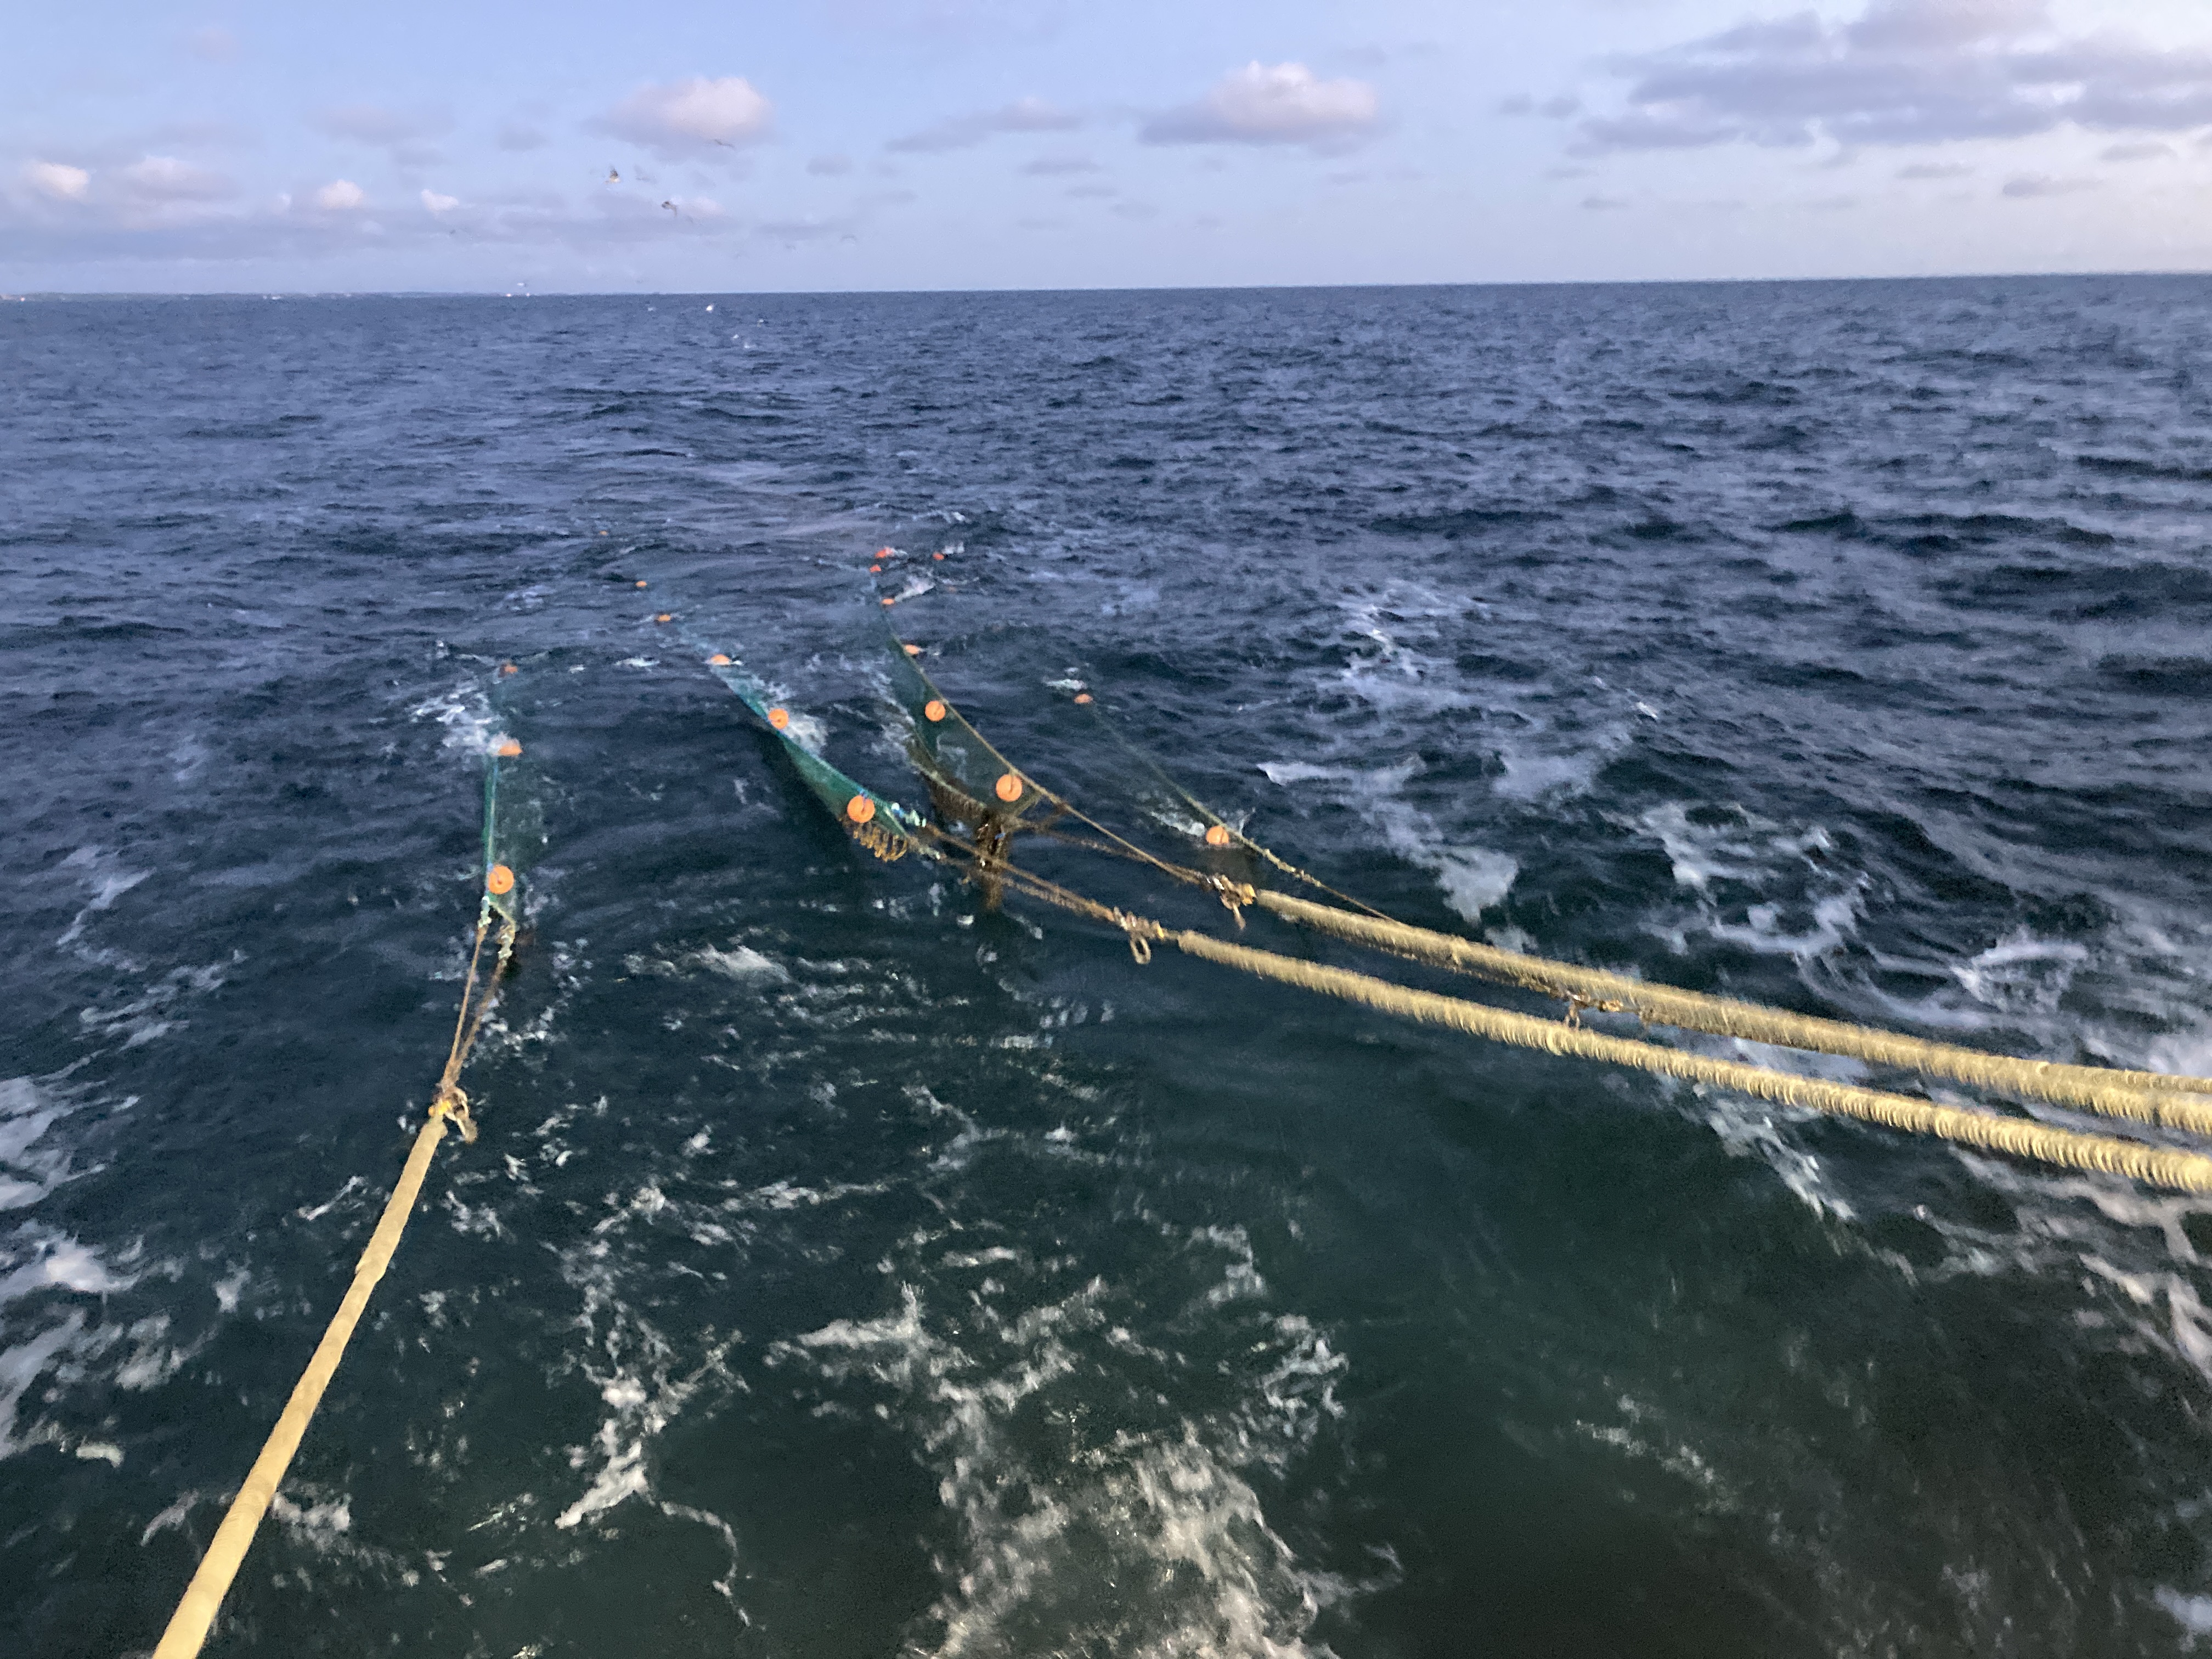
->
692 642 932 863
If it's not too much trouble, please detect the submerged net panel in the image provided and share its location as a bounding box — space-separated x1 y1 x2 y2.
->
697 647 932 862
482 729 543 929
885 636 1046 821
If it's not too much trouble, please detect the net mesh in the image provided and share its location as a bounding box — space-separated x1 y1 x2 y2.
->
696 646 930 862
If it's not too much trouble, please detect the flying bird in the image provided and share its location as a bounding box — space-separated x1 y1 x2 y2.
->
661 199 678 216
605 167 620 184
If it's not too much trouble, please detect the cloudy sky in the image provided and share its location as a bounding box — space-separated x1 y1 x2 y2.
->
6 0 2211 292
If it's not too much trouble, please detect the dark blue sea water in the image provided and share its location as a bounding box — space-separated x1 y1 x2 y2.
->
8 277 2212 1658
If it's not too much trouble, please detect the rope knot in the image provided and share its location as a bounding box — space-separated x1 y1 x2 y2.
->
1209 876 1258 929
429 1086 477 1144
1120 916 1155 965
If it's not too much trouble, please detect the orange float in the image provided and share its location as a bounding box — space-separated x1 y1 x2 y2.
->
768 708 791 730
709 653 731 665
994 772 1024 803
1205 823 1232 848
1073 693 1093 706
902 644 924 656
924 699 947 723
654 612 673 623
486 864 516 895
881 597 896 607
494 738 522 758
499 662 518 675
635 579 647 588
846 794 876 824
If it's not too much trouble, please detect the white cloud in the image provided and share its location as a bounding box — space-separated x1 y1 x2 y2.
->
1577 0 2212 153
887 95 1079 153
597 76 773 155
315 179 365 211
1142 62 1380 146
121 156 231 202
24 161 91 201
421 188 460 213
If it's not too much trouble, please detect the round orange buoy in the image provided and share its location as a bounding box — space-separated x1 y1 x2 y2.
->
634 579 647 587
846 794 876 824
654 612 673 623
868 565 882 574
499 662 518 675
768 708 790 730
877 546 894 558
902 644 923 656
1205 823 1232 848
995 772 1023 803
486 863 515 895
1074 692 1093 706
881 597 896 607
924 699 947 723
709 653 731 665
495 737 522 758
933 552 946 561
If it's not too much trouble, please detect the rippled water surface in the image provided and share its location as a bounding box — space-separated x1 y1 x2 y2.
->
8 278 2212 1657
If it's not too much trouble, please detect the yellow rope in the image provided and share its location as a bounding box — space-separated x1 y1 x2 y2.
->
917 822 2212 1189
1170 928 2212 1195
151 1108 458 1659
971 670 2212 1134
153 912 514 1657
1252 889 2212 1136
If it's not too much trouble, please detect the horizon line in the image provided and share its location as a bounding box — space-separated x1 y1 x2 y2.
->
6 268 2211 303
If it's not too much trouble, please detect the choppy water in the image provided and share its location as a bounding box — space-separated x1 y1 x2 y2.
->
8 276 2212 1657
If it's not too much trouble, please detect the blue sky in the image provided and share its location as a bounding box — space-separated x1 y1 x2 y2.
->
5 0 2210 292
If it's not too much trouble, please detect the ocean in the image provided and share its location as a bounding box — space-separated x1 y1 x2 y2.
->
7 276 2212 1657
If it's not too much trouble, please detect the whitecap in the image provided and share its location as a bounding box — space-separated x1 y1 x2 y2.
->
1951 932 2090 1015
690 945 792 982
1259 757 1515 919
2156 1588 2212 1642
56 848 149 966
778 1257 1348 1658
408 684 499 754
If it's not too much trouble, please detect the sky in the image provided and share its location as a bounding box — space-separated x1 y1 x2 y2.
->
4 0 2211 292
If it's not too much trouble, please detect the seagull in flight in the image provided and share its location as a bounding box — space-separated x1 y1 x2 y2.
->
605 166 620 184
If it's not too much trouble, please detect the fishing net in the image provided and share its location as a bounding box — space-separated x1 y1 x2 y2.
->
883 636 1048 826
647 592 2212 1188
482 715 543 929
696 644 932 864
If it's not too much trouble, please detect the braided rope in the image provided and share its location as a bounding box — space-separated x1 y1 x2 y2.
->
1171 928 2212 1194
1252 890 2212 1134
